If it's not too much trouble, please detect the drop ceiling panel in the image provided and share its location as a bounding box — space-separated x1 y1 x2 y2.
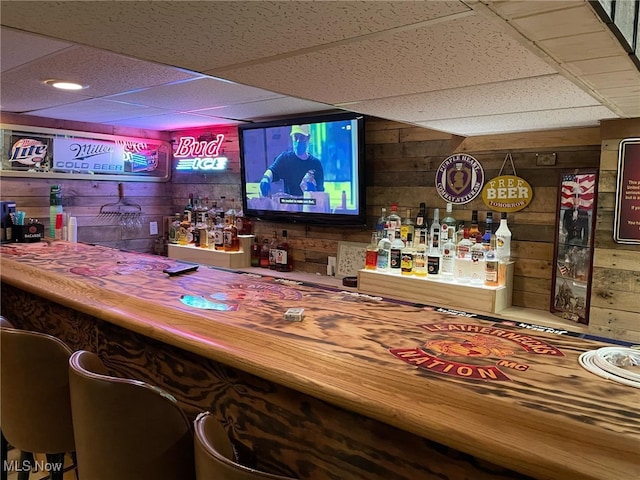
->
0 28 72 72
416 105 617 136
27 98 170 124
103 113 242 131
216 13 558 105
1 45 200 97
0 1 470 73
106 77 282 112
192 97 336 122
0 81 92 112
344 75 601 122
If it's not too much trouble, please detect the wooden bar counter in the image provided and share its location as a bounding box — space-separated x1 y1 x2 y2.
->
1 240 638 480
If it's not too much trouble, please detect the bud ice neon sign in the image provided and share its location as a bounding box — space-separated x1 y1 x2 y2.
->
174 135 228 172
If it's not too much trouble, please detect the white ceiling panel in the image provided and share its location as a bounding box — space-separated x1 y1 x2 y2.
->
106 77 282 112
0 28 72 72
417 105 618 136
342 74 601 122
103 113 242 131
27 98 171 124
0 81 93 112
192 97 337 122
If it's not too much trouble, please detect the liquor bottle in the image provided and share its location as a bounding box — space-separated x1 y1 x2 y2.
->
441 203 456 231
223 207 239 252
49 185 63 238
365 232 379 270
470 235 486 284
213 216 225 250
386 204 402 241
259 238 271 268
400 209 414 245
184 193 194 225
376 235 392 272
413 230 427 277
389 230 404 274
484 236 499 287
178 213 191 245
250 237 260 267
401 232 414 275
454 228 473 283
268 230 279 269
376 207 387 239
168 213 181 244
468 210 480 240
482 212 494 249
430 208 441 253
495 212 512 262
194 197 208 247
275 230 292 272
415 202 427 229
235 204 252 235
440 227 455 281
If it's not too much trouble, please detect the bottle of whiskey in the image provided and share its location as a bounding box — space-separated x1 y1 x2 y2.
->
484 236 499 287
275 230 292 272
250 237 261 267
260 238 271 268
223 207 239 252
365 232 379 270
413 229 427 277
184 193 194 225
400 209 414 245
468 210 480 240
268 230 279 269
401 232 414 275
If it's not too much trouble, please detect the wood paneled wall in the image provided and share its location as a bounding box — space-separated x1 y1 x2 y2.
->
591 119 640 342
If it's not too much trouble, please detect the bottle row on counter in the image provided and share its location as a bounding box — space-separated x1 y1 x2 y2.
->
367 203 512 287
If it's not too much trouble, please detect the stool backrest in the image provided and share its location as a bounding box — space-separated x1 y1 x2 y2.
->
194 411 296 480
0 323 75 453
68 350 195 480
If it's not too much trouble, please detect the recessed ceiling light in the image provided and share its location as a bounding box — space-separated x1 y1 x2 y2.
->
44 79 86 90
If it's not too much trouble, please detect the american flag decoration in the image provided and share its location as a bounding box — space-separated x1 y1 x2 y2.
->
557 262 570 277
561 173 596 210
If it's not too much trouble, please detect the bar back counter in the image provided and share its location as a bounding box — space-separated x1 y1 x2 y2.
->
1 241 638 480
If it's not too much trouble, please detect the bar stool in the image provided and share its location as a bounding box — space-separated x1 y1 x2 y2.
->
68 350 195 480
0 318 76 480
193 411 296 480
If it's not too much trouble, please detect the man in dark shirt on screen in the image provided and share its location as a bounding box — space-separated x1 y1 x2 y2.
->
259 124 324 197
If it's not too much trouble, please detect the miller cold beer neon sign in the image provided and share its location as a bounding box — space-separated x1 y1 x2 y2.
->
174 135 228 172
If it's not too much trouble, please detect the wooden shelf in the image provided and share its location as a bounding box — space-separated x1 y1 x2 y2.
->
357 263 513 314
167 235 253 269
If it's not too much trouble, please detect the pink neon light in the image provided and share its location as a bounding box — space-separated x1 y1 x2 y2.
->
174 134 225 158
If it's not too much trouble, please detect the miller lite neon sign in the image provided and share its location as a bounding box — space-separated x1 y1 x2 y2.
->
174 134 228 172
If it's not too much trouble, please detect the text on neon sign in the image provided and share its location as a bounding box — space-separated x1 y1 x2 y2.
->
174 135 225 158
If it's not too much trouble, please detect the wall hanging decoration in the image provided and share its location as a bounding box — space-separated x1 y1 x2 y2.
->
435 153 484 204
550 169 599 325
613 138 640 244
481 153 533 212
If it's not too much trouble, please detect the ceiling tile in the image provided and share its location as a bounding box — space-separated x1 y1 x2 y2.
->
1 45 200 97
0 81 92 112
342 75 600 122
216 13 557 105
416 105 617 136
103 112 243 131
1 28 73 72
106 77 283 111
27 98 170 124
192 97 336 122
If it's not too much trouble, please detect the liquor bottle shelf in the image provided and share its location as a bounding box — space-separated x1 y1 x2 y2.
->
167 235 253 269
357 263 514 315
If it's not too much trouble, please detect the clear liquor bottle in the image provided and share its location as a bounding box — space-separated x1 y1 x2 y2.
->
400 209 414 245
386 204 402 241
401 232 414 275
470 235 486 284
440 226 455 281
389 230 404 274
376 235 392 272
376 207 387 239
454 228 473 283
441 203 456 231
365 232 379 270
413 229 427 277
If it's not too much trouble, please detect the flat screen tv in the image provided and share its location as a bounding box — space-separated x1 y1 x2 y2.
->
239 112 366 226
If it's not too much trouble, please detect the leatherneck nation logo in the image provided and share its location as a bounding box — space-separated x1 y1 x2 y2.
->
390 323 564 381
